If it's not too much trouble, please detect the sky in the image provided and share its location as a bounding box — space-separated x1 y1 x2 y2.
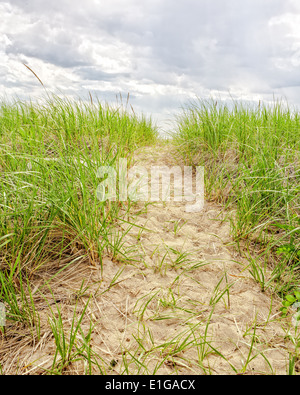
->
1 0 300 132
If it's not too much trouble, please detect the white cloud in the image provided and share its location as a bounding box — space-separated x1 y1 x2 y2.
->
1 0 300 130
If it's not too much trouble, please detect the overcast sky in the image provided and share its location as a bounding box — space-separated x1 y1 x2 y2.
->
1 0 300 131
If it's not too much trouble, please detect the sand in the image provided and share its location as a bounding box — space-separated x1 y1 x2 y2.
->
1 144 298 375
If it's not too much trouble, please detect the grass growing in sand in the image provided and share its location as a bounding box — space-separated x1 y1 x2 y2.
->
1 94 300 375
0 95 157 373
175 98 300 295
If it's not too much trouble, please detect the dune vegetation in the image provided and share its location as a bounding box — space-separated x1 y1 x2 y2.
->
0 95 299 375
175 98 300 295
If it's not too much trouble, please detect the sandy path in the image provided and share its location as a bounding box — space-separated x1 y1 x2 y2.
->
4 143 297 375
88 144 293 375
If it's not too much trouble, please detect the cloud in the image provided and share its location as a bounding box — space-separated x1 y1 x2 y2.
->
1 0 300 130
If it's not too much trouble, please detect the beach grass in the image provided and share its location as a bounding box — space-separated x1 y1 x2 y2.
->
1 94 300 375
175 97 300 295
0 94 157 353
